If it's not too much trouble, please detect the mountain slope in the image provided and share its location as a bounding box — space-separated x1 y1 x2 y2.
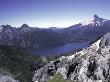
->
0 45 48 82
33 32 110 82
64 15 110 41
0 24 70 55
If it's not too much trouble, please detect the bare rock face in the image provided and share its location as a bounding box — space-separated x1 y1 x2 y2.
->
0 69 19 82
33 32 110 82
0 75 19 82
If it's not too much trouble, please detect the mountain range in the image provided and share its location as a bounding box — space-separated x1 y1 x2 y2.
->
0 15 110 56
1 15 110 82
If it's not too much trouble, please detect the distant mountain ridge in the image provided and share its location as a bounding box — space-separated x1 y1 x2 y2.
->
64 15 110 41
0 15 110 55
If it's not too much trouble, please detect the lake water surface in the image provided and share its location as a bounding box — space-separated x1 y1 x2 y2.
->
35 42 89 56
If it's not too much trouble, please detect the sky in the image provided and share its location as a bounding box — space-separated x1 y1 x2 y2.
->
0 0 110 28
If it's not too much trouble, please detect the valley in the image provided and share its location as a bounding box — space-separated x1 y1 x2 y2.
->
0 15 110 82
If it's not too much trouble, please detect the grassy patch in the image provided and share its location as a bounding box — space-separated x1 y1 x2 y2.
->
48 74 75 82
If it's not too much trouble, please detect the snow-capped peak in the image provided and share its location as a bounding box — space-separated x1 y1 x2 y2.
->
81 15 107 27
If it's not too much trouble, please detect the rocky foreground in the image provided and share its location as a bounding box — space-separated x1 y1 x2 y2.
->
33 32 110 82
0 69 18 82
0 74 18 82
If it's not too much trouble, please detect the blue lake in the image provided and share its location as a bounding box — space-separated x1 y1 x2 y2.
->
35 42 89 56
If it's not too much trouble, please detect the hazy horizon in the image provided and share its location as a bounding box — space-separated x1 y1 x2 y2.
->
0 0 110 28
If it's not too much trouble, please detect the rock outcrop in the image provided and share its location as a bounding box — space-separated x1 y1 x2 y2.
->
0 69 19 82
33 32 110 82
0 75 18 82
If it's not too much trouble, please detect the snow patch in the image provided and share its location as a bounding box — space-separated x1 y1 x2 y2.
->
91 38 102 51
67 55 74 60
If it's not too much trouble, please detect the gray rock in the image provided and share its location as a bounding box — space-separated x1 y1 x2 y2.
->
0 75 19 82
33 32 110 82
0 69 19 82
